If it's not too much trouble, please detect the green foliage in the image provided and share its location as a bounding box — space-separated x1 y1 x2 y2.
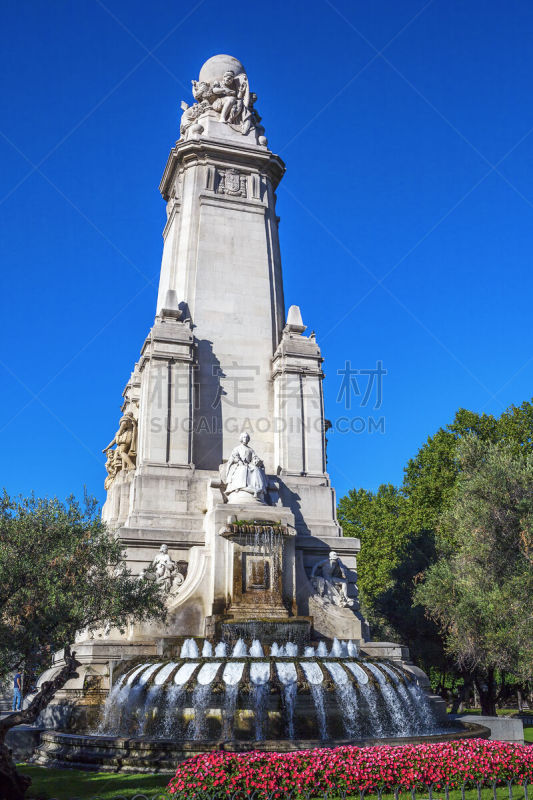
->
403 402 533 539
0 492 166 681
338 484 410 607
338 485 447 673
414 435 533 682
338 398 533 683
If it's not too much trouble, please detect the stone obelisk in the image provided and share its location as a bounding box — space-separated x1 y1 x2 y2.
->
97 54 364 646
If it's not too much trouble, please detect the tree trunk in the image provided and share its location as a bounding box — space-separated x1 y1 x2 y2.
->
0 647 80 800
451 671 473 714
518 689 524 713
477 667 497 716
473 683 480 709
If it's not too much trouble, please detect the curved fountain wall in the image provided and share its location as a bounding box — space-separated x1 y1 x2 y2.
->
96 637 444 743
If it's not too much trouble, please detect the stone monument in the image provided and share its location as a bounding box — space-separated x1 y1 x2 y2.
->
96 52 364 648
41 57 444 736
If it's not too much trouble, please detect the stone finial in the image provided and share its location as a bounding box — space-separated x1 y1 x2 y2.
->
161 289 182 321
199 54 245 84
179 54 263 142
285 305 307 334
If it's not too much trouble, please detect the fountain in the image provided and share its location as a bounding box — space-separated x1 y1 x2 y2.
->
31 54 490 771
97 638 441 744
33 633 487 771
33 524 487 771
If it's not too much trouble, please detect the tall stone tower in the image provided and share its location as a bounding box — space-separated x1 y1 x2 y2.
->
97 54 365 651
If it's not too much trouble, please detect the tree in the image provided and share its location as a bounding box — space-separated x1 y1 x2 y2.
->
0 493 167 800
338 485 450 676
414 436 533 715
338 484 410 613
339 399 533 689
403 402 533 538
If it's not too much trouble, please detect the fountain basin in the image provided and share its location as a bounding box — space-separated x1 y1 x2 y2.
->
32 722 490 773
33 637 458 771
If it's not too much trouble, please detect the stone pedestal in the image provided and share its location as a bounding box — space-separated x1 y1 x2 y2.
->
221 521 296 620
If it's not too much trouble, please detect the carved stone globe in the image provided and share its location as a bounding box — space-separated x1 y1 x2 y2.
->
199 54 246 83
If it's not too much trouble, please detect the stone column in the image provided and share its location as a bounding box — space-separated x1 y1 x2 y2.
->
137 305 194 468
272 305 326 478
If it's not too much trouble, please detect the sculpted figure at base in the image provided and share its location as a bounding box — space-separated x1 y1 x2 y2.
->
150 545 187 596
103 448 118 489
311 551 354 608
103 412 137 472
152 544 176 594
223 432 268 504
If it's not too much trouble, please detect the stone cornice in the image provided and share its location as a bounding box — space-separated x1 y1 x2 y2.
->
160 138 285 200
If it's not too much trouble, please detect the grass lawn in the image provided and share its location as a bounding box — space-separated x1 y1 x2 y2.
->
16 764 533 800
450 707 522 716
18 764 171 800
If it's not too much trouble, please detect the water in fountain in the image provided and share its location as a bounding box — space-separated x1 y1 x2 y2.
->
173 660 199 686
181 638 199 658
115 662 160 735
301 661 328 739
138 684 160 735
188 684 212 739
188 661 221 739
97 673 128 733
316 641 328 656
378 664 421 731
249 659 270 739
249 639 264 657
232 638 248 657
215 641 227 657
159 685 185 738
95 637 444 744
380 663 438 733
251 682 269 740
365 663 410 737
347 640 359 658
330 638 346 657
285 642 298 657
276 661 298 738
222 659 244 739
324 661 360 738
251 524 283 574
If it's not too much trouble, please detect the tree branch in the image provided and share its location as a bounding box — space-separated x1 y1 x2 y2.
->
0 645 81 738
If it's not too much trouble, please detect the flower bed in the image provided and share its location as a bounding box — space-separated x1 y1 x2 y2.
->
166 739 533 799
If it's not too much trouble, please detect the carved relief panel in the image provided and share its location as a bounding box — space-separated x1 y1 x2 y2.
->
216 168 247 197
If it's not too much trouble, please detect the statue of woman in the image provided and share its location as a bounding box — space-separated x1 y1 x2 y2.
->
224 433 268 504
152 544 176 595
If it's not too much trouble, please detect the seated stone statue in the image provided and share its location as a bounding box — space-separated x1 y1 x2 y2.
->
151 544 175 594
311 551 354 608
223 432 268 504
211 70 239 122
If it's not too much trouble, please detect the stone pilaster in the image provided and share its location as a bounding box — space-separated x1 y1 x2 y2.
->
272 306 326 477
137 310 194 468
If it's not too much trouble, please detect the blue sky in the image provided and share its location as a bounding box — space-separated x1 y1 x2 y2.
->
1 0 533 505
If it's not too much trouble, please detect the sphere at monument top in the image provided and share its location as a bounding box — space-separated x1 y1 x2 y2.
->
198 54 246 83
